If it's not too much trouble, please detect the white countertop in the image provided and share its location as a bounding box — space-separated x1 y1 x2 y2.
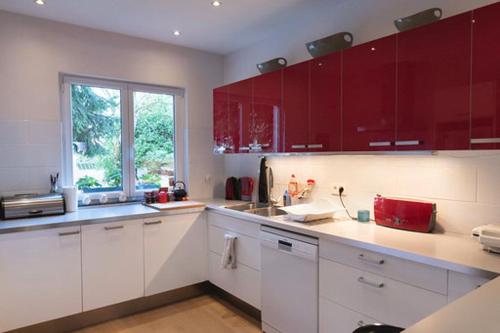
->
2 198 500 332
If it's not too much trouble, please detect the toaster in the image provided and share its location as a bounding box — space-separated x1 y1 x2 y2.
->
374 196 436 233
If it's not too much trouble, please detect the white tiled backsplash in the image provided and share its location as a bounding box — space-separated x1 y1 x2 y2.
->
0 120 62 196
224 151 500 235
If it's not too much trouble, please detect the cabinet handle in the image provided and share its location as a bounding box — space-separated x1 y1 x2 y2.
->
357 320 365 327
291 144 306 149
144 220 163 226
307 144 324 149
369 141 392 147
357 276 384 288
395 140 421 146
239 146 250 151
471 138 500 144
59 230 80 237
104 225 124 231
358 253 385 265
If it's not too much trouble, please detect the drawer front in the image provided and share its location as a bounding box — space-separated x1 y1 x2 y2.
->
448 271 492 303
208 212 260 238
208 225 260 270
320 259 447 328
320 239 447 294
320 297 379 333
208 252 261 309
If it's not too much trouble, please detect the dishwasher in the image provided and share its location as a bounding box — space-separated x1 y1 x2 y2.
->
260 225 319 333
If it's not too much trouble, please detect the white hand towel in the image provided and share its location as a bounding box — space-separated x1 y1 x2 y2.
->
221 234 237 269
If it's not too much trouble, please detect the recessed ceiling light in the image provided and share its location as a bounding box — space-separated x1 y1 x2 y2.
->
34 0 45 5
211 0 222 7
173 30 181 36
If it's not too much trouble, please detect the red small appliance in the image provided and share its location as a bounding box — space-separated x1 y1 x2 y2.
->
239 177 254 201
374 196 437 233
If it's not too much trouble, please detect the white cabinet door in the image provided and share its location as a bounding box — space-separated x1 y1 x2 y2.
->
82 220 144 311
0 227 82 332
320 297 379 333
320 258 447 328
208 252 261 309
144 213 207 296
448 271 492 303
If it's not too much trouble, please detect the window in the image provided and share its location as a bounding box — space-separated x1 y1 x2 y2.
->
61 75 184 199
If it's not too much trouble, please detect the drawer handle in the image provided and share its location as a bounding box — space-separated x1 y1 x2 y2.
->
369 141 392 147
291 144 306 149
357 320 365 327
144 220 163 226
59 231 80 237
29 209 44 215
104 225 124 231
470 138 500 144
358 253 385 265
395 140 421 146
358 276 384 288
307 144 324 149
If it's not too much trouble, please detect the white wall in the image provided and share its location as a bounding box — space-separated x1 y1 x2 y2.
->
222 0 500 236
224 151 500 236
223 0 498 83
0 10 224 199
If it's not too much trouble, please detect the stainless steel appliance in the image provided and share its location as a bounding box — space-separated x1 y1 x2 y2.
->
1 193 65 220
260 226 319 333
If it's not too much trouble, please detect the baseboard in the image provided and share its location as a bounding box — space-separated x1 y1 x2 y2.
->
206 282 261 322
8 281 261 333
8 282 211 333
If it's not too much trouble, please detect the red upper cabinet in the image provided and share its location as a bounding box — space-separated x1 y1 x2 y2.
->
343 35 397 151
213 86 228 153
397 12 472 151
471 2 500 149
252 70 283 153
227 79 252 153
283 61 310 152
309 52 342 151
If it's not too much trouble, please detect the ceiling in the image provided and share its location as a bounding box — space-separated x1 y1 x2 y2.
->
0 0 327 54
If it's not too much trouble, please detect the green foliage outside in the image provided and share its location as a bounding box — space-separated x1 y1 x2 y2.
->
72 85 174 191
75 175 101 190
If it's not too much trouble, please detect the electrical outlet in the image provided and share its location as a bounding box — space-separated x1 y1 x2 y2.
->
331 183 346 196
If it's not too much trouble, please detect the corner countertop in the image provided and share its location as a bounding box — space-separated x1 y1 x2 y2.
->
206 203 500 333
2 198 500 333
0 198 241 234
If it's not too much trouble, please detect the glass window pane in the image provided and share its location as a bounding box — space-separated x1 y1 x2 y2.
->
133 91 175 191
71 84 122 192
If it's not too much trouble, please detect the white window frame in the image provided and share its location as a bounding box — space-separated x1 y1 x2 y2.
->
60 74 186 199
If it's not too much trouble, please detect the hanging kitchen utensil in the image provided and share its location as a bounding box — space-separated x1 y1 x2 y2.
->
394 8 442 32
257 57 287 74
306 32 353 58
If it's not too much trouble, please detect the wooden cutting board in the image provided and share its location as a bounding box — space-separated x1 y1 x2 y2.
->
143 201 206 211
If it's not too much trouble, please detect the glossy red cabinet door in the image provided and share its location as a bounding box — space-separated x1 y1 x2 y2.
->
310 53 342 152
252 70 283 152
471 2 500 149
343 35 397 151
398 13 472 150
283 61 310 152
228 79 252 153
213 86 230 153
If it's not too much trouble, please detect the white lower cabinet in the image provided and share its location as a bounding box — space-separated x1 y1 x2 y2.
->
82 220 144 311
208 252 261 308
447 271 491 303
207 212 261 309
144 213 207 296
320 297 379 333
0 227 82 332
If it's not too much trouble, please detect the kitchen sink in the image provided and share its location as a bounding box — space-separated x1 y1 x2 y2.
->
227 202 287 217
245 206 287 217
